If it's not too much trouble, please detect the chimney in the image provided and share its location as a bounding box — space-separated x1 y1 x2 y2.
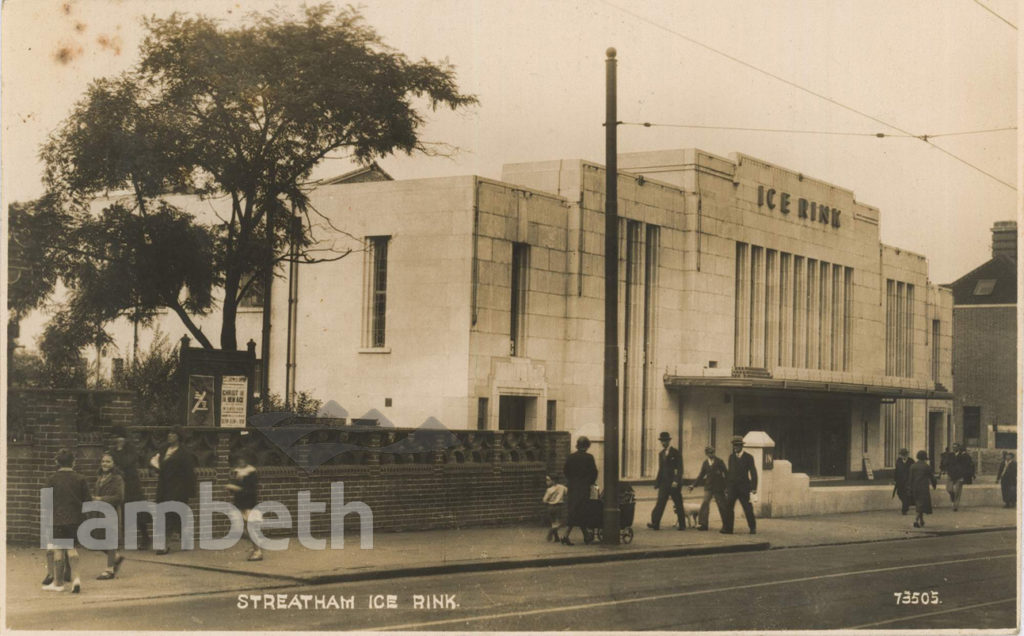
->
992 221 1017 261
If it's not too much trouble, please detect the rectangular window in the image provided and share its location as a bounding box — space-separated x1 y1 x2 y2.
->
546 400 557 432
764 249 777 369
477 398 489 431
883 402 895 467
238 273 265 308
905 284 914 376
362 236 390 348
510 242 529 356
806 259 818 369
843 267 853 370
778 253 791 367
931 319 941 382
734 243 750 366
885 279 914 378
963 406 981 441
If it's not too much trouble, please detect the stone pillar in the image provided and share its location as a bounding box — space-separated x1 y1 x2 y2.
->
742 431 775 518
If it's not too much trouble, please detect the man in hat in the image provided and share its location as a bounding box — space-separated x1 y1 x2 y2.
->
722 435 757 534
648 431 685 531
893 448 915 515
689 446 728 531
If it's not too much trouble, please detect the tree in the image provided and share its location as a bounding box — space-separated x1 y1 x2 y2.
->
43 4 477 354
8 196 67 320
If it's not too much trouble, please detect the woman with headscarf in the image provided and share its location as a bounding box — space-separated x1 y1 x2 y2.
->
561 436 598 545
153 426 198 554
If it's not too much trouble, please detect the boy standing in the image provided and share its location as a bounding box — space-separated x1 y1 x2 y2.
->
43 448 90 593
542 475 568 542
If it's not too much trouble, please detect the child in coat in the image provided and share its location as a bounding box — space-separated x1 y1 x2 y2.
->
42 449 90 593
542 475 568 542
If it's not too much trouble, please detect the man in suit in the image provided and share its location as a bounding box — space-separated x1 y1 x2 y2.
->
893 448 915 515
722 435 757 535
946 442 975 511
689 445 728 531
647 431 685 531
996 451 1016 508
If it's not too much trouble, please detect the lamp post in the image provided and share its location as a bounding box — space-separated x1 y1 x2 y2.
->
602 47 621 544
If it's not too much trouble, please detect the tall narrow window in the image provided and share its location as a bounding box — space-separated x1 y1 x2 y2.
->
931 319 941 382
546 400 557 432
363 236 390 348
477 398 489 430
734 243 750 366
843 267 853 370
510 242 529 356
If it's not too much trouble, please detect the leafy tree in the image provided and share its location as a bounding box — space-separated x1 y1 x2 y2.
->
8 197 68 320
42 4 477 354
123 331 184 426
37 307 104 388
254 390 323 417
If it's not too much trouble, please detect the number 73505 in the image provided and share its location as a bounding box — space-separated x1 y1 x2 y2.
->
894 591 941 605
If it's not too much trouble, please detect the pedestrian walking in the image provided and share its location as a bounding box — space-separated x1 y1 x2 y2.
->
647 431 685 531
542 475 568 542
152 426 198 554
93 452 125 580
562 436 598 546
938 446 953 477
108 425 149 549
909 450 936 528
996 451 1016 508
721 436 758 535
226 453 262 561
893 448 915 515
42 448 90 593
945 443 975 511
688 445 728 531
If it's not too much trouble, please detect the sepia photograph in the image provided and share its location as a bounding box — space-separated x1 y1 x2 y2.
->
2 0 1020 632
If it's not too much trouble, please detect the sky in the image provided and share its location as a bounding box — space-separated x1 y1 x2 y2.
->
2 0 1018 284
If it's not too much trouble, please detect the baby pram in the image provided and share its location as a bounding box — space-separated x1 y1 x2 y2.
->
581 484 636 544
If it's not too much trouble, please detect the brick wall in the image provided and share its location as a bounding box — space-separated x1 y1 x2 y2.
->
953 306 1016 448
7 389 569 545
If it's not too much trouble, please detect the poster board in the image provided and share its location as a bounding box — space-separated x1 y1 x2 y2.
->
220 375 249 428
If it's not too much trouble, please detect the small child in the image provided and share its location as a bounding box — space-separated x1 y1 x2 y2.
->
43 448 91 593
226 453 262 561
542 474 568 542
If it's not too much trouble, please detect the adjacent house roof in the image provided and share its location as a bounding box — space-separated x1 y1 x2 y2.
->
948 255 1017 305
316 162 393 185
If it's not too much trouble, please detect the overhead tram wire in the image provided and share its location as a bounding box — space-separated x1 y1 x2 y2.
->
619 122 1016 140
971 0 1017 29
597 0 1017 191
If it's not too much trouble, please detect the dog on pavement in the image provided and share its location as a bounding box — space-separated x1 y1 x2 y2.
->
677 501 701 528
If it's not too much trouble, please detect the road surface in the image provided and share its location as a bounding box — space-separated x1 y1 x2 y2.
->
7 530 1018 631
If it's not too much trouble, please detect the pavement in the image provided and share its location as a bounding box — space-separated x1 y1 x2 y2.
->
4 496 1019 618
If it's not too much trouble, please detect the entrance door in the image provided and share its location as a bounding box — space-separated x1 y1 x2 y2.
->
498 396 533 430
735 394 850 476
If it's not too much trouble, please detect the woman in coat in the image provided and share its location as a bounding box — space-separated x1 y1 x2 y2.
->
94 452 125 579
153 426 198 554
108 425 148 548
909 450 937 528
561 436 598 545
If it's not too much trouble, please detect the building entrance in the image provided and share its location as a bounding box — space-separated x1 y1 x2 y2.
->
498 395 535 430
734 394 850 476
